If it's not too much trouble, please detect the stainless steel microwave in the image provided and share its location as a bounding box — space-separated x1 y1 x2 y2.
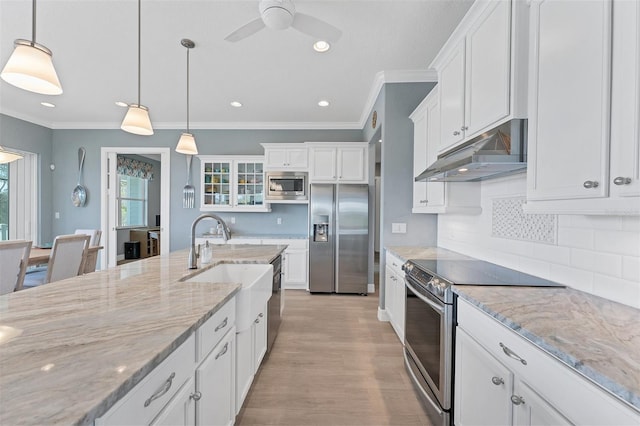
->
266 172 308 201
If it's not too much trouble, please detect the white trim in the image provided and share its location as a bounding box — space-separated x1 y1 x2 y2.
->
368 283 375 293
100 147 171 268
2 69 438 131
377 307 390 322
7 152 38 243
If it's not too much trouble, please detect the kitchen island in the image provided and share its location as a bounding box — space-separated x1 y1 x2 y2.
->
0 244 285 425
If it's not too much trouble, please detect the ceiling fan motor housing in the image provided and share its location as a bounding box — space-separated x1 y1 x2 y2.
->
259 0 295 30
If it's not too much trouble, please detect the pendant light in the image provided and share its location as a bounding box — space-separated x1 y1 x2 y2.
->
0 147 23 164
121 0 153 136
175 39 198 155
1 0 62 95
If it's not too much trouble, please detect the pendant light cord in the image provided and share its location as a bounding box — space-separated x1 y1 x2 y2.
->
137 0 141 106
32 0 36 42
186 47 190 133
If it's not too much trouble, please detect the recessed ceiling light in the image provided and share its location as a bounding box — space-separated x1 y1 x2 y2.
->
458 168 468 172
40 102 55 108
115 101 128 107
318 100 330 107
313 41 331 53
378 139 382 143
230 101 243 108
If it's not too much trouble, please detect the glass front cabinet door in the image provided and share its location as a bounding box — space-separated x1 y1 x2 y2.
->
199 156 269 212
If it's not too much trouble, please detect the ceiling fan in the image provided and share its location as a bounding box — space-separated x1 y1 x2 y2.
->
224 0 342 43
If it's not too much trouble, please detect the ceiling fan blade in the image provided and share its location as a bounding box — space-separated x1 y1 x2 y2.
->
291 13 342 43
224 17 266 42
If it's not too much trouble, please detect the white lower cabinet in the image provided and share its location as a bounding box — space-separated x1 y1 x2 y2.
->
196 327 236 426
235 302 268 414
151 377 197 426
455 298 640 426
384 252 405 342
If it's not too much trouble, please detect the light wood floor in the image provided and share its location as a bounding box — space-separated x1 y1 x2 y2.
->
236 285 431 426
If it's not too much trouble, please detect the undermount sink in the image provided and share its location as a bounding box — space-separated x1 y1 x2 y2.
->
184 263 273 331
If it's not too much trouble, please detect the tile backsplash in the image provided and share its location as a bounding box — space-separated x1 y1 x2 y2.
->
438 174 640 308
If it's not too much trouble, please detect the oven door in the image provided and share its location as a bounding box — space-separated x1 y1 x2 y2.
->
404 275 453 412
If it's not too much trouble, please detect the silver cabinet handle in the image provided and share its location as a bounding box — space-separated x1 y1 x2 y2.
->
499 342 527 365
583 180 599 189
144 372 175 407
461 126 468 131
215 342 229 360
511 395 525 406
190 391 202 401
214 317 228 332
419 199 428 204
613 177 632 185
491 376 504 386
453 131 461 136
259 313 264 318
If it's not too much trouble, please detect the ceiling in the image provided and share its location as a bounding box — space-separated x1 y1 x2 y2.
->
0 0 473 130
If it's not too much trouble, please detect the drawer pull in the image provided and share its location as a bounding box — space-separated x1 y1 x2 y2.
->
144 372 175 407
511 395 525 406
499 342 527 365
491 376 504 386
215 342 229 360
214 317 228 332
190 391 202 401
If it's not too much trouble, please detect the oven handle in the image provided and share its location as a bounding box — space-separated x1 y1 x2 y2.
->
403 351 444 416
405 277 445 314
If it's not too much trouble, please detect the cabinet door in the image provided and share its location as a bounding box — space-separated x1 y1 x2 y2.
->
439 41 466 152
235 328 253 412
393 270 405 343
454 328 513 426
196 329 235 426
264 149 288 168
425 93 446 209
151 377 196 426
412 110 429 210
527 0 612 201
202 160 233 209
287 148 309 169
384 265 396 327
253 307 268 371
610 0 640 198
283 249 308 287
337 146 367 182
309 147 337 181
512 379 571 426
465 0 511 135
234 160 265 208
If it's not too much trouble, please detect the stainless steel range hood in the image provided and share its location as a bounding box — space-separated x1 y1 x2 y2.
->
415 119 528 182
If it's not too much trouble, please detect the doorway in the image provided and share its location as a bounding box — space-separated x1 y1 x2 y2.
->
100 147 171 268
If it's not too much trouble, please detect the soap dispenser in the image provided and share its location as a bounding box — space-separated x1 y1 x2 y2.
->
201 241 212 264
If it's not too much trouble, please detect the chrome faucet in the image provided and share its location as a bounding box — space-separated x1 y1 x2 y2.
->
189 213 231 269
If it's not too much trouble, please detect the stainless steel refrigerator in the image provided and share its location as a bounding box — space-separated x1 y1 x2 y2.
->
309 184 369 294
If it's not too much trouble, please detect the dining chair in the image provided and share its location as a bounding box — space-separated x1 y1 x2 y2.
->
23 234 90 288
74 229 102 246
0 240 32 294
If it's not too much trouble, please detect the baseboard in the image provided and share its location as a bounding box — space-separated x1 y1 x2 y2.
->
282 283 308 290
368 283 375 293
117 254 125 261
378 307 390 322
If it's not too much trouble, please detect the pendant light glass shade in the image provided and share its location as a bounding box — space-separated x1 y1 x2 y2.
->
121 0 153 135
121 104 154 135
176 132 198 155
0 147 23 164
176 39 198 155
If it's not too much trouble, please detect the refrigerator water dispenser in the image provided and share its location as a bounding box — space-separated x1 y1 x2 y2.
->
313 215 329 242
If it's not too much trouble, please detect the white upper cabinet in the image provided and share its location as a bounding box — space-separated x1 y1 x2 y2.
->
525 0 639 214
411 88 481 215
261 143 308 171
306 142 369 183
432 0 527 154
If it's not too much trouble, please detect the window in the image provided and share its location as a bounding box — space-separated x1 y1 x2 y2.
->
118 174 148 227
0 163 8 241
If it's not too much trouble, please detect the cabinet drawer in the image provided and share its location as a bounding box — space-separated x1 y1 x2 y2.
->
385 252 404 276
457 299 640 425
197 299 236 361
95 334 196 426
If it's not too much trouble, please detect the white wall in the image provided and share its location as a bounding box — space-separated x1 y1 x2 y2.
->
438 174 640 308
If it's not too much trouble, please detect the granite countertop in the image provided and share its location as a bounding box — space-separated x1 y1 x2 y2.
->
385 246 473 262
454 285 640 412
0 244 286 425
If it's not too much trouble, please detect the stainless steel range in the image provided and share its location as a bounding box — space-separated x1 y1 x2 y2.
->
402 258 563 426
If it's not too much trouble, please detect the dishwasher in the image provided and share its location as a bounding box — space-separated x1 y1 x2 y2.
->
267 255 282 353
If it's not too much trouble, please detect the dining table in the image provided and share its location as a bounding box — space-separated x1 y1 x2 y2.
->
28 246 103 266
